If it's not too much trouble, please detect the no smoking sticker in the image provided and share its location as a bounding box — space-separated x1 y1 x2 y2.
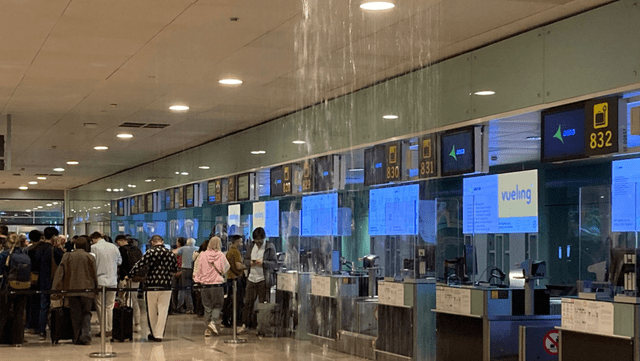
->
544 329 559 355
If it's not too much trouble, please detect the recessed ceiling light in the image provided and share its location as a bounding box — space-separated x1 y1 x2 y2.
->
145 179 152 182
360 1 395 11
526 136 541 141
46 204 52 206
53 202 58 205
117 133 133 139
169 105 189 111
37 206 43 209
175 171 180 175
37 176 47 180
94 146 108 150
199 166 210 170
292 140 306 145
106 188 112 192
251 150 266 155
181 172 189 175
18 186 28 190
53 168 65 172
474 90 496 96
25 209 31 212
28 181 38 185
219 78 243 85
66 160 79 165
349 169 364 172
383 115 399 120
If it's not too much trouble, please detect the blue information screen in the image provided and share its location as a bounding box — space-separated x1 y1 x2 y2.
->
441 129 475 176
463 170 538 234
542 107 585 161
301 193 338 236
612 159 640 232
264 200 280 238
369 184 419 236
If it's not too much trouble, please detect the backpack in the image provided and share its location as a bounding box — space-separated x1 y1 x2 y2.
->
127 246 143 268
5 249 32 289
127 246 146 283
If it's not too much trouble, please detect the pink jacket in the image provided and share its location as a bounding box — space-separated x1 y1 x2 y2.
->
194 249 229 285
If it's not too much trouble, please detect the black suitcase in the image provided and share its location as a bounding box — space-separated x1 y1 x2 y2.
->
49 307 74 344
0 314 22 345
111 282 134 342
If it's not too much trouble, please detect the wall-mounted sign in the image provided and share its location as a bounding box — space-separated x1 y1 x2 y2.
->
282 164 292 195
130 197 138 215
175 187 184 209
228 175 237 202
364 145 386 186
441 127 477 177
385 141 402 182
419 134 438 179
315 155 335 192
585 96 619 157
117 199 125 216
185 184 194 207
137 195 144 213
208 179 222 204
165 189 174 210
237 173 252 201
542 103 586 162
301 159 315 193
145 193 154 213
270 166 284 197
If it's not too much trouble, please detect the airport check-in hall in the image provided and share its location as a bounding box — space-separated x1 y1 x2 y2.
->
2 0 640 360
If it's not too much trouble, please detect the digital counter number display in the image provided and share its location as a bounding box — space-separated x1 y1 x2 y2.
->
419 134 437 179
386 141 401 182
585 97 618 157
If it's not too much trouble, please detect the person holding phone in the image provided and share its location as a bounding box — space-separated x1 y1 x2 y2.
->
237 227 276 334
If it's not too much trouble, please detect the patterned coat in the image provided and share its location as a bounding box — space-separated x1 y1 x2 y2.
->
128 244 177 288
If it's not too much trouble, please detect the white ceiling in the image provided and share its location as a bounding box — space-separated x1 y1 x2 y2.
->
0 0 613 190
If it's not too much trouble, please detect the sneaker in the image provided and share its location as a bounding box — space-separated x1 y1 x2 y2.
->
208 321 218 336
204 329 212 337
237 324 247 334
38 332 47 341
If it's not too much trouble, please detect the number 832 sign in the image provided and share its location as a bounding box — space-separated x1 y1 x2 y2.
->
585 97 619 157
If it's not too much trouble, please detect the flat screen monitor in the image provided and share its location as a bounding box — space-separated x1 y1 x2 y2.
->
130 197 137 215
175 187 184 209
612 158 640 232
315 156 334 192
185 184 194 207
270 166 284 197
541 103 586 162
145 193 154 213
463 170 538 234
253 200 279 238
165 189 174 210
237 173 250 201
117 199 125 216
137 195 144 213
364 145 386 186
369 184 419 236
301 193 338 236
441 128 476 177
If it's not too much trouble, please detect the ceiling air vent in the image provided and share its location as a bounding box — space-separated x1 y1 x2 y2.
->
143 123 170 129
119 122 145 128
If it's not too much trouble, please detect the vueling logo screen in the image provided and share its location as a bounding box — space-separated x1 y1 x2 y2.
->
498 170 538 218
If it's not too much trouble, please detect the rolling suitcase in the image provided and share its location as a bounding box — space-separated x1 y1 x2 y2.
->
256 302 284 337
49 305 74 344
111 281 134 342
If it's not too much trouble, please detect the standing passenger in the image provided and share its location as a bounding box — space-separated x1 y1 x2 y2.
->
32 227 64 340
238 227 276 334
51 236 97 345
222 235 246 327
193 237 229 336
90 232 122 338
0 233 30 346
176 238 198 314
128 235 177 342
24 229 42 334
115 234 142 332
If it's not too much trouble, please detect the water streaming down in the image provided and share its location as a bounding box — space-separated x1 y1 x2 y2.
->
279 0 449 343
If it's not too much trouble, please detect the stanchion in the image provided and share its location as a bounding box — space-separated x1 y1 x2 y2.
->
225 279 246 344
90 286 117 358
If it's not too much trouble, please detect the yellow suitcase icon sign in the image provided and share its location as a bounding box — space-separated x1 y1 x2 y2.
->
593 102 608 129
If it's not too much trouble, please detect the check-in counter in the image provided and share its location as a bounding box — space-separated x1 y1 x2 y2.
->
433 284 560 361
374 278 436 361
558 296 640 361
275 271 311 340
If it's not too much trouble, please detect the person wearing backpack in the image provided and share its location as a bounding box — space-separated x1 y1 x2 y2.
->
116 235 142 333
0 233 30 346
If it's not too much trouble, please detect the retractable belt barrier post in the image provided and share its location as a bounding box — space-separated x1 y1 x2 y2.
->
225 278 247 344
89 285 116 358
